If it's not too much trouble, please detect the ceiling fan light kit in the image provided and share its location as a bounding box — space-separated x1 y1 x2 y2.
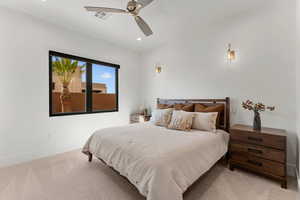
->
85 0 154 37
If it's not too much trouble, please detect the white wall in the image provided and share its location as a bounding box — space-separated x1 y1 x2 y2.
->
1 1 298 176
0 7 141 167
140 2 297 174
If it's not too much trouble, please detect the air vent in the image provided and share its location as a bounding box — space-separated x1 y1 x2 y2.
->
95 12 112 20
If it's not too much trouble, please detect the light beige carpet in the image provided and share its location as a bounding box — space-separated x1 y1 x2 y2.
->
0 150 298 200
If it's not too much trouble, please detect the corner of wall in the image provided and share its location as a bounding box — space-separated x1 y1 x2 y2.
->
296 0 299 189
297 135 300 188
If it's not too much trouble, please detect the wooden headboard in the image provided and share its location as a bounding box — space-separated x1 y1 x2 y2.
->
157 97 230 132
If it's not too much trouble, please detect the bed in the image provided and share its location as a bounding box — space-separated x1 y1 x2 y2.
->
83 98 230 200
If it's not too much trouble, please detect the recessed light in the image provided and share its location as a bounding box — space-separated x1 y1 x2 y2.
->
137 37 142 41
41 0 47 2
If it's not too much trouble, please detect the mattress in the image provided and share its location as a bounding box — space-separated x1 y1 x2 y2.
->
83 122 229 200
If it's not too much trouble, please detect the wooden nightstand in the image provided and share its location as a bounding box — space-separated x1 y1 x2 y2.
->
229 124 287 188
130 114 151 124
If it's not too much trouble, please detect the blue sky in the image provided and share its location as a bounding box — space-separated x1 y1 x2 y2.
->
80 63 116 93
91 64 116 93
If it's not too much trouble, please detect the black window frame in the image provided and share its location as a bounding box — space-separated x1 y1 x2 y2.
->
49 51 120 117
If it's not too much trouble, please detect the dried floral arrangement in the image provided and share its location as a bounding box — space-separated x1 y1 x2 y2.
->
242 100 275 131
242 100 275 112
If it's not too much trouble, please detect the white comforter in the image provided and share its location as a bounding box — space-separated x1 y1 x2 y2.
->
83 122 229 200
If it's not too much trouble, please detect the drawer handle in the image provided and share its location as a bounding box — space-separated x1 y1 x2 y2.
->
248 148 263 154
247 160 263 167
247 137 263 142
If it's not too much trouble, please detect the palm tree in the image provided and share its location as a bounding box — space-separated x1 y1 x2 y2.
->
52 58 85 112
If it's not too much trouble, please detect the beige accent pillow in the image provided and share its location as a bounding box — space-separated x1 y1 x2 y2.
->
151 108 173 127
168 110 195 131
194 104 224 127
192 112 218 132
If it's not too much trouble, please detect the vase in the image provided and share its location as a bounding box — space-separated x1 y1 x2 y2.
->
253 111 261 131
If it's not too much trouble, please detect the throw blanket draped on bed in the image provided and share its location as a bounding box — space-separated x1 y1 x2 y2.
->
83 122 229 200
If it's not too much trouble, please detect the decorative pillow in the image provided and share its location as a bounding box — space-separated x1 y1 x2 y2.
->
157 104 174 109
168 110 195 131
174 103 194 112
194 104 224 126
192 112 218 132
194 104 224 113
151 108 173 127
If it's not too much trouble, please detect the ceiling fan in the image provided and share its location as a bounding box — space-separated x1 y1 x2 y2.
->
85 0 154 37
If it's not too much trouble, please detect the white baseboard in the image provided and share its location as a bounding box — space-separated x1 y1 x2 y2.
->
290 163 300 189
0 145 81 168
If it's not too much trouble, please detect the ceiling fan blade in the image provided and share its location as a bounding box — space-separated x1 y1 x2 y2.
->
137 0 154 8
134 16 153 36
85 6 128 14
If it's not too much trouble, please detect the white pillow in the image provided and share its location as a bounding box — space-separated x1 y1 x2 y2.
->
151 108 173 127
168 110 195 131
192 112 218 132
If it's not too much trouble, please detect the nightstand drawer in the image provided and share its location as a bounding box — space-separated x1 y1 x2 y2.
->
230 142 285 163
231 130 285 150
231 154 285 177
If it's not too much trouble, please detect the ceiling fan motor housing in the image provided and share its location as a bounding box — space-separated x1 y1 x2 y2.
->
127 1 142 15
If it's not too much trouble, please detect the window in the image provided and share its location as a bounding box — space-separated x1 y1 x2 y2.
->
49 51 119 117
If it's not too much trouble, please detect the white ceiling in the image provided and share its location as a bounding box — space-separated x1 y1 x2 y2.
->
0 0 273 52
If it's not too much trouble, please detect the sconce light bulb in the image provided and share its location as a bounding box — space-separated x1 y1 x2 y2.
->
227 44 236 62
155 66 162 73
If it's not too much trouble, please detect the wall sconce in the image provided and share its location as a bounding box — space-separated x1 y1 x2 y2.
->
155 64 162 73
227 43 236 62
